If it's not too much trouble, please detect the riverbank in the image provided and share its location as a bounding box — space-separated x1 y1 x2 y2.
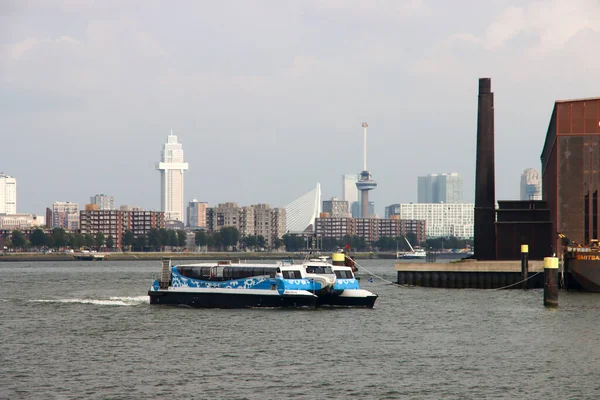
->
0 251 381 262
0 251 470 262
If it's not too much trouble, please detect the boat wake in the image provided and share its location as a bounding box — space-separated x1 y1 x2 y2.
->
30 296 149 306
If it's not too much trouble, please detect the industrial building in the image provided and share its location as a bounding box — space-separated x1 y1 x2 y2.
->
542 97 600 254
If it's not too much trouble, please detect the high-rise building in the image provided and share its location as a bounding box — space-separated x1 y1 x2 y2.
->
52 201 80 230
90 194 115 210
342 174 359 204
80 209 165 249
418 173 463 203
385 204 401 219
322 197 350 218
397 203 474 238
187 199 208 229
520 168 542 200
156 131 189 222
253 204 287 248
205 202 286 248
0 173 17 214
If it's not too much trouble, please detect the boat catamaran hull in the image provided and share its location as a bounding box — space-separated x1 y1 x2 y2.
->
148 257 378 309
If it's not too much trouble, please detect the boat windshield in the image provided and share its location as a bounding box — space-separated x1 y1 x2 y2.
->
306 266 333 274
335 270 354 279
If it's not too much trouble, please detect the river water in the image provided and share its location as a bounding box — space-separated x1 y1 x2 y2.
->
1 259 599 399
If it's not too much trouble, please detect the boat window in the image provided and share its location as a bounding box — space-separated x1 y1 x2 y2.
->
335 271 343 278
306 266 333 274
344 271 354 278
177 267 206 280
200 267 211 278
223 267 232 279
282 270 302 279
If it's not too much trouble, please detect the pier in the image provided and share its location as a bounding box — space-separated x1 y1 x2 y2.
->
395 259 545 289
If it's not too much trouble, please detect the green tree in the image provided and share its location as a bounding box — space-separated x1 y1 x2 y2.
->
123 230 134 251
220 227 240 249
44 234 55 249
177 230 187 248
52 228 68 249
195 230 209 247
84 234 95 248
256 235 266 249
95 232 105 249
30 228 46 248
106 235 115 250
272 238 284 250
282 234 306 251
11 230 27 250
168 230 178 247
147 228 161 251
158 228 169 250
133 234 147 251
242 235 257 250
211 231 222 250
72 233 85 250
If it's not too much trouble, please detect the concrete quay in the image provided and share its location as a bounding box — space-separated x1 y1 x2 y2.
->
395 259 545 289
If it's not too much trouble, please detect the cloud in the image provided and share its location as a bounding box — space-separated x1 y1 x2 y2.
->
484 0 600 51
312 0 431 19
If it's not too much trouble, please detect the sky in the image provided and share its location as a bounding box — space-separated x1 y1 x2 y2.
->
2 0 600 216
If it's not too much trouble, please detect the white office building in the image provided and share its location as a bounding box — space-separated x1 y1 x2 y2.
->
0 173 17 214
156 132 189 222
398 203 474 238
90 194 115 210
342 174 359 204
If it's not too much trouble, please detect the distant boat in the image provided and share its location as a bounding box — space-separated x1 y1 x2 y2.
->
397 238 426 260
73 250 105 261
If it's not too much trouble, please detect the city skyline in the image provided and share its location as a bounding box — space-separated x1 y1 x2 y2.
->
3 1 600 216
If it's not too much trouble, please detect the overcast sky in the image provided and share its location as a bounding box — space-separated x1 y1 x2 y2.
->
2 0 600 216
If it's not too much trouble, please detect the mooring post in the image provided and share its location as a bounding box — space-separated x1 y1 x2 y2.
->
521 244 529 289
543 257 559 307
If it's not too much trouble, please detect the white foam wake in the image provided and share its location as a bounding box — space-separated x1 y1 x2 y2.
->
30 296 149 306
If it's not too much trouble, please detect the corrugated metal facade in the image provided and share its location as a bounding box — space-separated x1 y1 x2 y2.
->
541 98 600 254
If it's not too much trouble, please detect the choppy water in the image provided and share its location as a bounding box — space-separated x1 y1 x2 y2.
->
1 259 599 400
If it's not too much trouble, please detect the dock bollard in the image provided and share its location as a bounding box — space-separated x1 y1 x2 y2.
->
543 257 559 307
521 244 529 289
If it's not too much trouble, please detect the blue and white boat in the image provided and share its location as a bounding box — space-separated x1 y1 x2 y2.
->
148 256 378 309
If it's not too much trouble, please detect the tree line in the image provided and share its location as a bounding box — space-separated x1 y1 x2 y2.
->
2 227 187 252
2 227 473 253
281 233 473 252
194 227 284 251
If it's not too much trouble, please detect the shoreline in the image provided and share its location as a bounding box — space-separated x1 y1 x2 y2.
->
0 251 468 262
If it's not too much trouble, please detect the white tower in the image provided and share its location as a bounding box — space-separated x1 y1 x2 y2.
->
356 122 377 218
156 131 189 222
0 173 17 214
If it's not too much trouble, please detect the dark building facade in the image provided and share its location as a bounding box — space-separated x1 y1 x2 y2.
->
80 210 165 249
541 98 600 254
495 200 552 260
474 78 497 260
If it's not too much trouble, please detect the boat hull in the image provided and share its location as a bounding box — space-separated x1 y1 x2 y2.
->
317 290 378 308
148 290 318 309
402 255 426 260
564 258 600 292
